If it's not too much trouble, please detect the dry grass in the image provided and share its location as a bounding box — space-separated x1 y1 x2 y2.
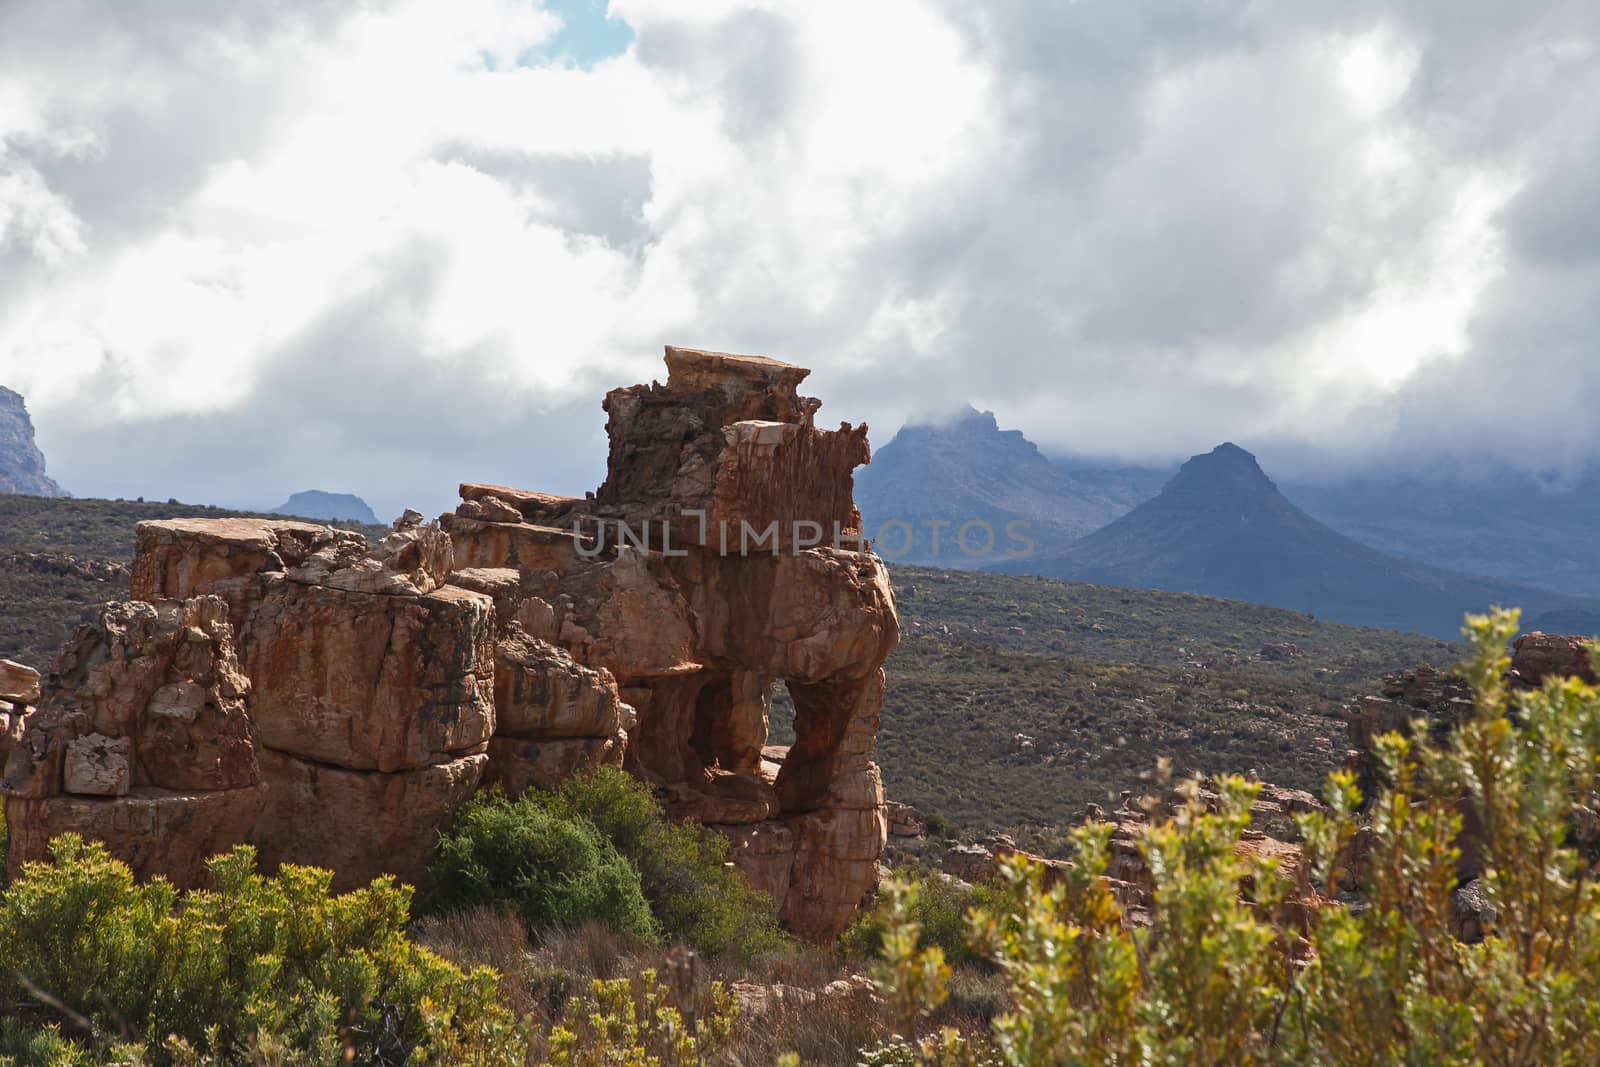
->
412 908 1004 1064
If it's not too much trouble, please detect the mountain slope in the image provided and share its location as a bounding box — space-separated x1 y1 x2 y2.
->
0 387 64 497
1284 470 1600 599
995 443 1600 640
856 408 1147 567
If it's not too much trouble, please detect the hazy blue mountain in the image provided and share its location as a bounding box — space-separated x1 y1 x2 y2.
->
856 408 1146 567
0 387 65 497
270 490 379 525
992 443 1600 640
1281 468 1600 599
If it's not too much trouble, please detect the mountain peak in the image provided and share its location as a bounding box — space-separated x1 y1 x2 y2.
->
905 406 999 434
1169 441 1276 496
0 386 65 497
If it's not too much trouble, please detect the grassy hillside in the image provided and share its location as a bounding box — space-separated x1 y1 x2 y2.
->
854 566 1459 849
0 495 384 666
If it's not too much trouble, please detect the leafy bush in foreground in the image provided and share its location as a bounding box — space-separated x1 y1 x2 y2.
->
842 864 1017 969
442 769 789 960
0 838 526 1066
543 768 790 960
868 608 1600 1065
425 791 659 945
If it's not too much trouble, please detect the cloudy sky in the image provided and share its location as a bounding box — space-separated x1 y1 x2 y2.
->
1 0 1596 519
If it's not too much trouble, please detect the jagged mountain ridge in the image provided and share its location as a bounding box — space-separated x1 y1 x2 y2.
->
854 407 1150 567
995 443 1600 640
0 387 64 497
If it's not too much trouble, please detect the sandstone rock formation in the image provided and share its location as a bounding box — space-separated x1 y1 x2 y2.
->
3 346 897 938
0 659 40 770
440 346 897 938
1510 632 1597 687
1 597 266 885
0 659 41 706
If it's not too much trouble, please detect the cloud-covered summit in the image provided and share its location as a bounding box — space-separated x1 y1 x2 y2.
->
1 0 1596 518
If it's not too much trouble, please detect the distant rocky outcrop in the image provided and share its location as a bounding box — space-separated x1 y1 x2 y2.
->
270 490 378 525
1 346 898 941
997 443 1600 641
0 387 64 497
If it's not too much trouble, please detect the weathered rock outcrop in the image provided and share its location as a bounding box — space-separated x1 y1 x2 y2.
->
0 659 40 770
2 597 266 885
441 346 897 938
4 345 897 936
1510 632 1597 688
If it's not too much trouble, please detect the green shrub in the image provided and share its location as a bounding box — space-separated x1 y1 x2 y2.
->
843 864 1015 968
534 768 791 960
426 791 659 945
869 607 1600 1065
0 837 526 1066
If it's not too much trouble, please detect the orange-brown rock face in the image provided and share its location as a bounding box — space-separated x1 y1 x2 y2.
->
1510 632 1597 687
444 345 899 938
120 514 499 888
1 596 264 886
253 748 486 892
5 786 269 887
240 581 495 772
587 346 870 553
7 344 896 937
131 517 367 601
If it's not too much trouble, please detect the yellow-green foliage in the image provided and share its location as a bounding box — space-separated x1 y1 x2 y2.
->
0 838 528 1066
842 864 1018 968
543 971 736 1067
871 607 1600 1065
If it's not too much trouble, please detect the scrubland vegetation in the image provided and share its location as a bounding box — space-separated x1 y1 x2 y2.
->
1 608 1599 1064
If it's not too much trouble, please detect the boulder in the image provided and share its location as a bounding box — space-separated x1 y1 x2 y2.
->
294 517 453 596
886 801 925 838
1510 632 1597 687
4 785 268 888
240 582 495 772
130 517 365 601
944 843 998 885
64 734 133 796
495 627 629 740
253 748 487 891
0 659 40 705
